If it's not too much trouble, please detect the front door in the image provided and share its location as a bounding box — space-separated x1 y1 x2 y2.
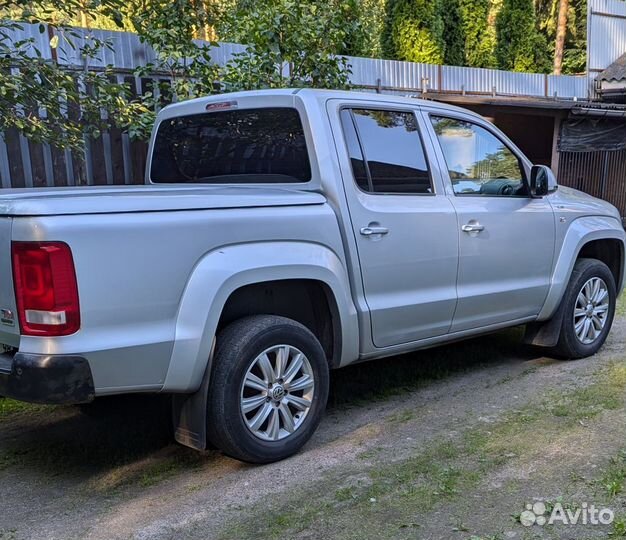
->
426 112 555 332
333 105 459 348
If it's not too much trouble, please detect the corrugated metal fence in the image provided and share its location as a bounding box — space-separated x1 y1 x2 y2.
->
1 23 590 188
588 0 626 85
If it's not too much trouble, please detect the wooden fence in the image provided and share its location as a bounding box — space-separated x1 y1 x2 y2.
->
0 74 155 188
558 149 626 220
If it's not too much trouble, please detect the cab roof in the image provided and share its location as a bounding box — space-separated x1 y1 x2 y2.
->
157 87 482 121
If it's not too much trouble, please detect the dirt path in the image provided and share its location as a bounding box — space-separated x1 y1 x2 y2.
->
1 317 625 540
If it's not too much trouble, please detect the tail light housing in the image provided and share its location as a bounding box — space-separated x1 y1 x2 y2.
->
11 241 80 336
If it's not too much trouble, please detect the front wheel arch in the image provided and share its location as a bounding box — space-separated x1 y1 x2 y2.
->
552 258 616 359
537 219 625 322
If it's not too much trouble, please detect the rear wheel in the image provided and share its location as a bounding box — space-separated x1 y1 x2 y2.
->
206 315 329 463
554 258 616 359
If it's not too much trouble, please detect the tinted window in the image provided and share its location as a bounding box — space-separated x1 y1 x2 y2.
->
341 109 432 194
151 107 311 183
340 109 369 191
431 116 527 197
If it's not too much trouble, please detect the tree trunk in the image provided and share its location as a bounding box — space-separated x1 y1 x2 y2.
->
554 0 569 75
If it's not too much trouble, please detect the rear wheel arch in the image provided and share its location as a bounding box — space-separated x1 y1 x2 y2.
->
169 243 358 451
165 241 358 394
217 278 342 369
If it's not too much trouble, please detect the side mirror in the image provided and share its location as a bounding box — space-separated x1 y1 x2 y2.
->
530 165 558 197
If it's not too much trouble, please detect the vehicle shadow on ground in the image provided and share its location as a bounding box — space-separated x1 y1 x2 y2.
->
0 326 551 487
328 325 552 407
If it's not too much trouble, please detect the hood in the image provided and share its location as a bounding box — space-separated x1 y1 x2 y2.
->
548 186 622 222
0 185 326 216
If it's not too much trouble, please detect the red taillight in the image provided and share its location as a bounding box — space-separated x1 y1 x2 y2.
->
11 241 80 336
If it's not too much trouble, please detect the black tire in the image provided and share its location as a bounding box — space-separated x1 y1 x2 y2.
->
206 315 329 463
553 258 616 359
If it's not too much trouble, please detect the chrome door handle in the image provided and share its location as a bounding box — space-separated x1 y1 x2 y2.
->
461 223 485 233
360 226 389 236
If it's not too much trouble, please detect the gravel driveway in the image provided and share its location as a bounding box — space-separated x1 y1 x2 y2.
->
1 315 625 540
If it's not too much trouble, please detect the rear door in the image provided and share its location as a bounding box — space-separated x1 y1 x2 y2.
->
423 110 555 332
330 103 459 348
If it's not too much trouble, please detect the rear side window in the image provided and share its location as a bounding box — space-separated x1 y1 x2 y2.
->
150 107 311 183
340 108 432 194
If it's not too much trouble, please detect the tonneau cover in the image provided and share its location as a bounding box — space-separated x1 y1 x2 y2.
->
0 185 326 216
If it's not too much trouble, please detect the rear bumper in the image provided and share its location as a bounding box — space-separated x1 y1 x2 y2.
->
0 352 95 404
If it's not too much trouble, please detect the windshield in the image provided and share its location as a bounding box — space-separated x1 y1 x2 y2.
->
150 107 311 184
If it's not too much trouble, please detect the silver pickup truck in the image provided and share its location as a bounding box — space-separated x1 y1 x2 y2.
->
0 89 623 463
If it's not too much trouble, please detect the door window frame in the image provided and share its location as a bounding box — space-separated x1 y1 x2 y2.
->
339 105 437 197
425 111 532 199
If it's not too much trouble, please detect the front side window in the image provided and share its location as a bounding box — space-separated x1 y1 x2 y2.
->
151 107 311 183
430 116 527 197
340 108 433 194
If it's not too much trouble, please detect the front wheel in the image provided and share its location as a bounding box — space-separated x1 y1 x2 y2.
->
206 315 329 463
554 258 616 359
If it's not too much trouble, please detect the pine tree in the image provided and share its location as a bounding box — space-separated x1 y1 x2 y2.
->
441 0 465 66
383 0 445 64
495 0 550 72
553 0 569 73
459 0 496 68
562 0 587 74
535 0 587 74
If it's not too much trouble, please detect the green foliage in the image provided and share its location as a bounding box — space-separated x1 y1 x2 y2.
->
562 0 587 74
459 0 496 68
440 0 465 66
220 0 352 91
2 0 355 145
0 0 592 153
535 0 587 75
0 1 147 149
127 0 223 138
347 0 387 58
383 0 445 64
495 0 550 73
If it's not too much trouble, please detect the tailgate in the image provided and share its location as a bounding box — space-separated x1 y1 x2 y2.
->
0 217 18 347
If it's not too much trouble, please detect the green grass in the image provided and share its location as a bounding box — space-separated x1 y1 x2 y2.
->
548 363 626 423
0 397 43 419
598 450 626 499
611 515 626 537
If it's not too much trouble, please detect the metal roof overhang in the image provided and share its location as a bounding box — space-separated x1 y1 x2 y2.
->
426 93 626 117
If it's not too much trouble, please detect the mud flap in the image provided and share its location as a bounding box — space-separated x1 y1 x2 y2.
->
171 342 215 451
171 383 209 450
523 297 566 348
